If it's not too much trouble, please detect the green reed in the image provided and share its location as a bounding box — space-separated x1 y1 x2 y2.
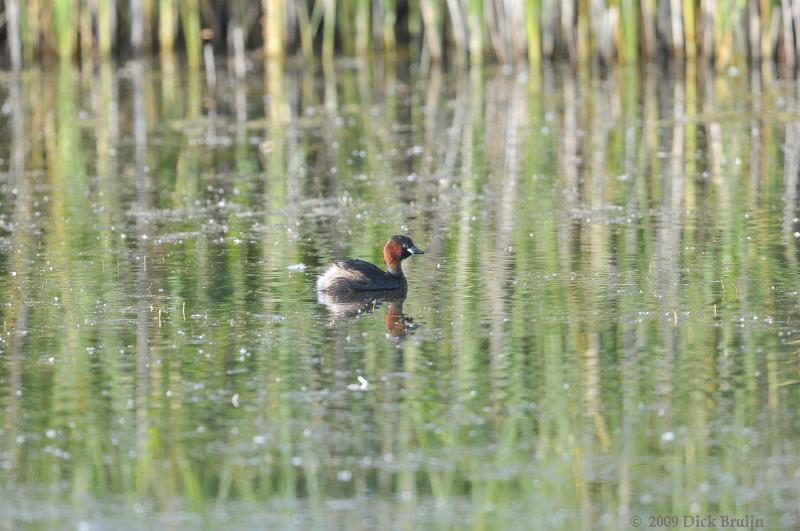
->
52 0 75 59
4 0 800 71
179 0 201 69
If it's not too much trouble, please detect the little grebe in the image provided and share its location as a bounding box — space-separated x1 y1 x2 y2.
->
316 235 425 294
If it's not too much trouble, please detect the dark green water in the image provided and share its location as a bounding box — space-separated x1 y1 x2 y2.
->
1 61 799 530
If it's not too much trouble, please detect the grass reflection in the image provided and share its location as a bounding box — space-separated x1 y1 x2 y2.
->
0 61 799 529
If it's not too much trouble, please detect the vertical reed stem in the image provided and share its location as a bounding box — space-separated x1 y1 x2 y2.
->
759 0 771 63
420 0 444 62
671 0 685 63
159 0 176 53
131 0 144 53
781 0 795 72
700 0 714 62
23 0 41 63
382 0 397 53
143 0 154 51
7 0 23 70
231 0 247 78
180 0 201 70
97 0 113 57
323 0 337 63
446 0 468 62
683 0 696 61
296 0 315 60
641 0 657 60
80 0 92 64
525 0 541 70
577 0 591 63
339 0 355 54
263 0 285 59
54 0 76 60
621 0 638 63
356 0 370 57
561 0 576 61
468 0 484 64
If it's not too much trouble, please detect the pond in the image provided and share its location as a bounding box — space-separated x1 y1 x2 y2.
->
1 60 799 529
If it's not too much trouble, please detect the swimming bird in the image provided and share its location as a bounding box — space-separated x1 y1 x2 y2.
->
316 235 425 295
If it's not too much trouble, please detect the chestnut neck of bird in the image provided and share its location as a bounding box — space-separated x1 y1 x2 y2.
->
383 242 404 276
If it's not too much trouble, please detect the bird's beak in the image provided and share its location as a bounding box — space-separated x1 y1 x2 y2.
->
409 245 425 255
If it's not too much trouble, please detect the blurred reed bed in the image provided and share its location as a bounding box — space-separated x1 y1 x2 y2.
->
3 0 800 72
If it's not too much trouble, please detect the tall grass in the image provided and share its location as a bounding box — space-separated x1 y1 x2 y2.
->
1 1 800 71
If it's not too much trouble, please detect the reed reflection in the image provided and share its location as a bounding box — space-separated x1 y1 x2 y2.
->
0 60 798 529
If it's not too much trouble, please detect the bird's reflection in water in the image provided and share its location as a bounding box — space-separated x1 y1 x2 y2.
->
317 289 416 337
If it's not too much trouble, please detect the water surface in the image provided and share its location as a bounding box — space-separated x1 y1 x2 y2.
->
1 61 799 529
